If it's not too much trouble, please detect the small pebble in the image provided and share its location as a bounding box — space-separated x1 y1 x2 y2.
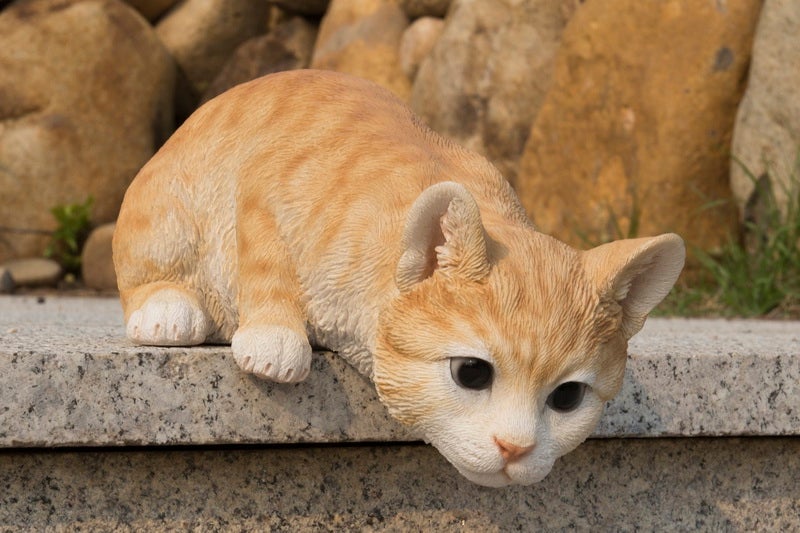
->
2 258 62 287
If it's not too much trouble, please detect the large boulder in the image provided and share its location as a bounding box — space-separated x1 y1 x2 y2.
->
731 0 800 220
515 0 761 253
156 0 270 116
0 0 175 263
410 0 578 185
311 0 411 99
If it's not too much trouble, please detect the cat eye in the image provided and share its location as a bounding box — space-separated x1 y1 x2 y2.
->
546 382 587 413
450 357 493 390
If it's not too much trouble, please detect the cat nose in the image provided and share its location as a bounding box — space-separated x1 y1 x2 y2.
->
494 436 535 463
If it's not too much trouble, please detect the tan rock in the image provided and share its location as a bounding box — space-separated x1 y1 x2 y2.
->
410 0 579 185
399 16 444 80
81 223 117 291
516 0 761 253
4 258 62 287
731 0 800 220
156 0 270 115
201 17 318 104
311 0 411 100
0 0 175 263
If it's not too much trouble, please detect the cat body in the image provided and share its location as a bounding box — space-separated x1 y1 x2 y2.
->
113 70 684 487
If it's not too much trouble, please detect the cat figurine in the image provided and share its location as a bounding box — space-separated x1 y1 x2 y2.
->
113 69 685 487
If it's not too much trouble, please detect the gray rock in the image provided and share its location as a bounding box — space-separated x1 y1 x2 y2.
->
3 258 62 287
0 0 175 263
731 0 800 219
0 267 13 293
410 0 579 186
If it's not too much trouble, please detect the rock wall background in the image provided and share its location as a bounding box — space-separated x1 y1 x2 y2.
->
0 0 797 289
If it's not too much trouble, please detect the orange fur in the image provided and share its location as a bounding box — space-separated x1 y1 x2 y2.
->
113 70 684 486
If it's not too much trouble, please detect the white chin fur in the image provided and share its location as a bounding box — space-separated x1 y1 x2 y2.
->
455 464 552 488
457 468 513 488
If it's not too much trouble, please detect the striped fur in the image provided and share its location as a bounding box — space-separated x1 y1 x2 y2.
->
113 70 684 486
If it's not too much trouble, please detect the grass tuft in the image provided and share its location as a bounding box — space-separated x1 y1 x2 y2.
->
658 152 800 318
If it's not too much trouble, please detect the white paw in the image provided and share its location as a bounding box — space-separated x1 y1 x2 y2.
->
231 325 312 383
127 289 209 346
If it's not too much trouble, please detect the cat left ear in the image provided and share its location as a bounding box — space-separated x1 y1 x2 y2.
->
396 182 491 292
583 234 685 338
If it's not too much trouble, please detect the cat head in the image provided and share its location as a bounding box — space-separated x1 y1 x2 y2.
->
374 182 685 487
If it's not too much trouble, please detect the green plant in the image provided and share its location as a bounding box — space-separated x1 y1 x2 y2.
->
44 196 94 275
692 154 800 317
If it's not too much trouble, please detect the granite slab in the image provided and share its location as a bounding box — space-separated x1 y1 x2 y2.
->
0 295 798 447
1 438 798 530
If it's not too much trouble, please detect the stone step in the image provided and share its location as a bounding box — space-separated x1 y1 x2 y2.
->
1 295 798 447
1 295 799 530
2 438 798 530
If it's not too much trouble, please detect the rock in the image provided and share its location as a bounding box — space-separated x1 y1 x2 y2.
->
398 0 450 18
399 16 444 80
311 0 411 99
731 0 800 220
122 0 178 21
0 267 13 293
0 0 175 264
410 0 579 185
156 0 270 116
81 223 117 291
515 0 761 254
201 17 318 104
270 0 330 16
4 258 62 287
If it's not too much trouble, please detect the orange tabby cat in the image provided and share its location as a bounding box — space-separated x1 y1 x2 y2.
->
113 70 684 487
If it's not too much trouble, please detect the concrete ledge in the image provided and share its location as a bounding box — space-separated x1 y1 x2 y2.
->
1 295 799 447
2 439 798 530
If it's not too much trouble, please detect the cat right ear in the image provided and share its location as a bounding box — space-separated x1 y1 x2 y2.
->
583 233 685 338
395 182 491 292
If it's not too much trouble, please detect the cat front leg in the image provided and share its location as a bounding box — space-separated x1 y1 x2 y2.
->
231 206 312 383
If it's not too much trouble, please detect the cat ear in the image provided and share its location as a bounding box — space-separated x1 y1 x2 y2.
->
583 234 685 338
396 182 490 292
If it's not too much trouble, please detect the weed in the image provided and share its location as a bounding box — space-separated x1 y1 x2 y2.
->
688 154 800 317
44 196 94 275
577 152 800 318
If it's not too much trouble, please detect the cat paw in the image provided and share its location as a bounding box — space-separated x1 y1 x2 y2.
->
127 289 209 346
231 325 312 383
